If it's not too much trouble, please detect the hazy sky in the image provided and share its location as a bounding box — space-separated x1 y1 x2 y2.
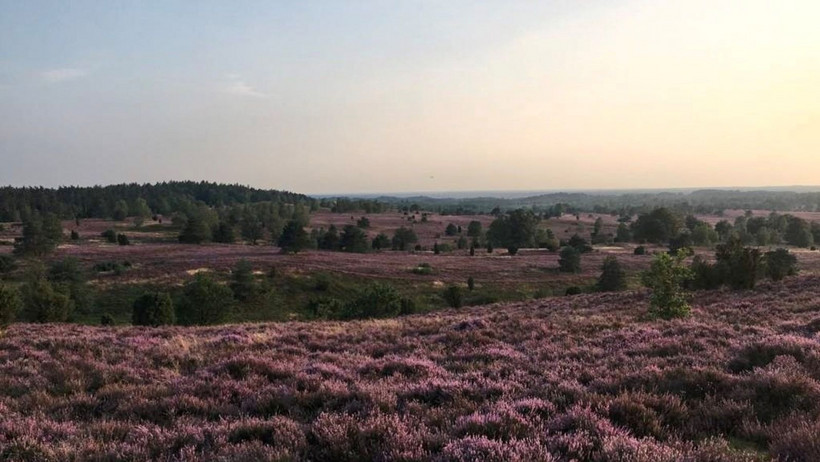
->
1 1 819 194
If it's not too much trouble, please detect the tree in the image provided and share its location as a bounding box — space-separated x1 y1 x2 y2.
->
641 251 693 319
132 292 175 326
568 234 592 253
277 220 311 253
0 255 17 274
764 248 798 282
616 223 632 243
14 212 62 257
371 233 391 250
117 233 130 246
487 209 539 249
230 259 257 301
70 230 80 240
632 208 681 244
356 217 371 229
597 256 626 292
457 236 468 250
102 229 118 243
212 221 236 243
179 213 212 244
785 216 813 248
0 284 22 327
688 256 722 291
715 237 762 290
319 225 341 250
391 227 418 251
691 222 718 247
467 221 483 238
340 225 369 253
467 276 475 291
445 223 458 236
715 220 733 242
558 246 582 273
112 200 129 221
21 269 74 323
176 273 234 325
240 211 264 245
48 258 92 314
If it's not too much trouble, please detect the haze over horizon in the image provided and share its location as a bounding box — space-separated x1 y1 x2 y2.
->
2 1 819 194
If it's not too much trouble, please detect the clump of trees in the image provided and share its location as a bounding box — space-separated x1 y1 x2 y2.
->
487 209 539 252
392 227 418 251
13 212 63 257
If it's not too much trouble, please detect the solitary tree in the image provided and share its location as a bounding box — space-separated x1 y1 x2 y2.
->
764 248 798 282
642 251 693 319
558 246 582 273
597 256 627 292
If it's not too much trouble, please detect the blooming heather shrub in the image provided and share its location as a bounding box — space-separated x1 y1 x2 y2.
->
4 277 820 459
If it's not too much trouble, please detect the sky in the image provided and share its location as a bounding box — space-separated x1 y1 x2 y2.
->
1 0 819 194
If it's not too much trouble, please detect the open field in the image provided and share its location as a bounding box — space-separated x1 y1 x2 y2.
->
3 276 820 460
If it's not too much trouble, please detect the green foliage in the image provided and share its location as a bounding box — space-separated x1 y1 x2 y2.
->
101 229 118 243
764 248 798 282
632 208 681 244
597 256 627 292
486 242 494 253
21 269 74 323
100 313 115 326
340 283 402 319
616 223 632 243
70 230 80 240
715 237 762 290
240 211 264 245
48 258 92 314
565 286 582 296
467 220 482 238
558 246 582 273
456 236 468 250
445 223 458 236
131 292 175 326
93 260 131 275
433 243 440 255
277 220 311 253
117 233 130 246
641 251 693 319
176 273 234 325
442 285 463 308
230 259 257 301
212 221 236 243
634 246 647 255
14 212 63 257
112 200 129 221
356 216 370 229
688 256 722 291
487 209 539 249
507 246 518 256
371 233 391 250
567 234 592 253
340 225 369 253
391 227 418 251
467 277 475 291
785 216 813 248
178 213 212 244
0 284 22 326
0 255 17 274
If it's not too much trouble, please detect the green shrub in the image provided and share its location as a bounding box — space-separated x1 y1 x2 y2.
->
634 246 647 255
558 246 581 273
0 284 22 326
132 292 175 326
101 229 118 243
341 283 402 319
21 273 74 323
100 313 115 326
70 230 80 241
0 255 16 274
442 285 463 308
230 259 258 301
764 248 798 282
597 256 626 292
467 277 475 291
565 286 582 296
117 233 130 246
176 273 234 325
642 251 693 319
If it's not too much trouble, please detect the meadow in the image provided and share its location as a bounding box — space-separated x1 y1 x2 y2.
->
3 275 820 460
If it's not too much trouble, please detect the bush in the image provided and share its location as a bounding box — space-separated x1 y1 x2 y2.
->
100 313 115 326
642 251 693 319
176 273 234 325
443 285 463 308
597 256 626 292
688 256 722 290
565 286 582 296
634 246 647 255
486 243 494 254
0 255 17 274
764 248 798 282
341 283 402 319
277 220 311 253
356 216 370 229
132 292 175 326
371 233 391 250
392 227 418 251
507 246 518 256
400 298 417 316
117 233 130 246
715 237 762 290
467 277 475 291
0 283 22 326
93 260 132 275
230 259 257 301
558 246 581 273
445 223 458 236
101 229 118 243
70 230 80 240
21 272 74 323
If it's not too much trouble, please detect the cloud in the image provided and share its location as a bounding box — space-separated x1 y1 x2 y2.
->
41 68 88 83
225 75 268 98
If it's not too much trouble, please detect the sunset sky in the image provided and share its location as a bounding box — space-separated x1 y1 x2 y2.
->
1 0 818 194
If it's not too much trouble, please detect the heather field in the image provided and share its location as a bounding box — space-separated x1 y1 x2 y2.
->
4 276 820 460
